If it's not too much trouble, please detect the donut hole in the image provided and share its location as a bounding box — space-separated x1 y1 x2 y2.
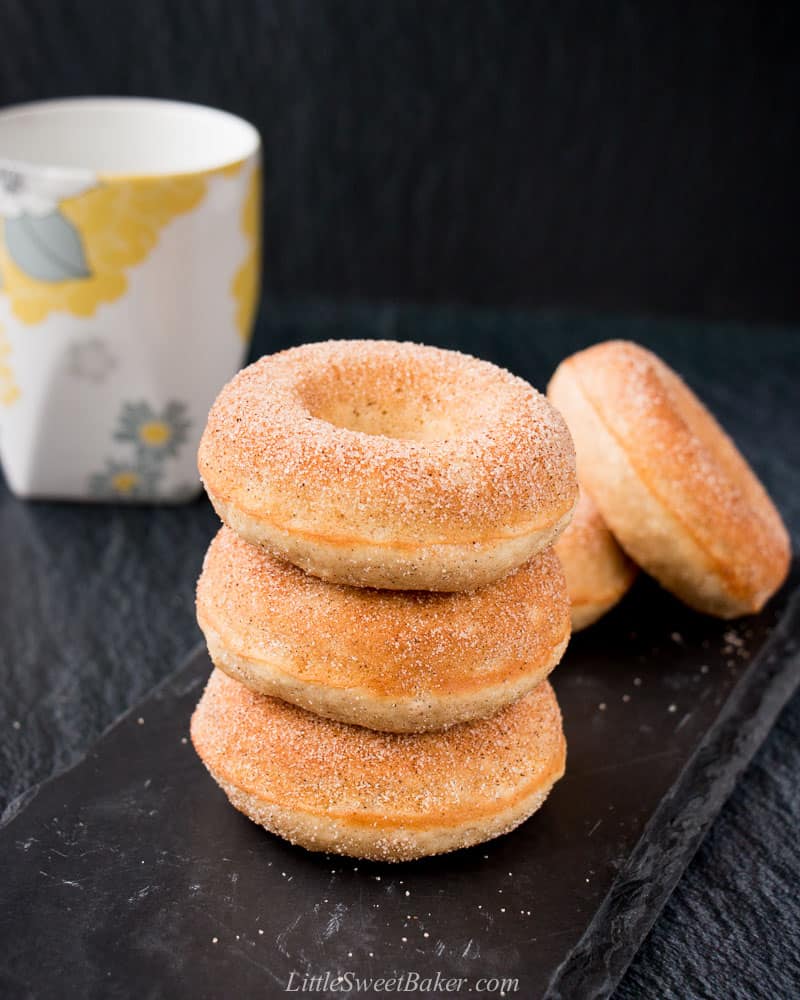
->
298 366 482 442
311 396 463 441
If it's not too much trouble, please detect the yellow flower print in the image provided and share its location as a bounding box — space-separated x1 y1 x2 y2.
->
89 460 157 500
0 323 20 406
115 401 191 458
89 400 191 500
138 420 172 447
111 470 141 495
231 164 262 342
0 175 207 325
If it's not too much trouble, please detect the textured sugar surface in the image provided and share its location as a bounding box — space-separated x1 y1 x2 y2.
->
197 527 570 694
552 340 791 608
574 341 787 548
556 488 616 561
191 670 563 817
199 340 577 534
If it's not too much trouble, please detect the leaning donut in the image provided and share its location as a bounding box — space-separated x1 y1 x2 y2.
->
554 488 637 631
197 527 571 732
198 340 577 591
191 669 566 862
548 341 790 618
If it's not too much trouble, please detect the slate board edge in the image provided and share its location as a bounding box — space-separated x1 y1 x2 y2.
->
0 642 209 831
546 581 800 1000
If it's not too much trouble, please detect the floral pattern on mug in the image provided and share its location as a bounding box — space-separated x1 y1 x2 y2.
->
0 322 20 406
0 171 207 324
89 399 192 500
0 163 95 291
88 459 160 500
0 164 95 219
66 337 117 382
231 163 262 342
114 400 191 458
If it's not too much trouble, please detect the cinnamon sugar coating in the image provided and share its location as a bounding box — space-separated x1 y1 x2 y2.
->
197 527 570 731
549 341 790 617
198 340 577 590
554 488 637 630
191 670 566 860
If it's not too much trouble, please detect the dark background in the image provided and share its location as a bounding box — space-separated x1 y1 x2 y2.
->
1 0 798 322
1 5 799 998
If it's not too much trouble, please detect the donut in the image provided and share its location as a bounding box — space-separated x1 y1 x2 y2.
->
554 488 637 631
196 526 571 732
548 341 790 618
198 340 577 591
191 669 566 861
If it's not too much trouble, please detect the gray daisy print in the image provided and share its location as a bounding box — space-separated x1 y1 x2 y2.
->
89 399 192 501
88 459 160 501
114 401 191 459
66 337 117 382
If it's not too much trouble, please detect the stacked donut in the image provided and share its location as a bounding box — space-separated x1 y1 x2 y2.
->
190 340 579 861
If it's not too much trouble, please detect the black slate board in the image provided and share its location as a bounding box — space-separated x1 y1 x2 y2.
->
1 568 798 1000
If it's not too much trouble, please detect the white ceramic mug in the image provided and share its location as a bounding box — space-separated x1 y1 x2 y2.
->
0 97 261 501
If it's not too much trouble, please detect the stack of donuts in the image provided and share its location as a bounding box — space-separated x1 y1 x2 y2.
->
190 338 790 862
190 340 579 861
